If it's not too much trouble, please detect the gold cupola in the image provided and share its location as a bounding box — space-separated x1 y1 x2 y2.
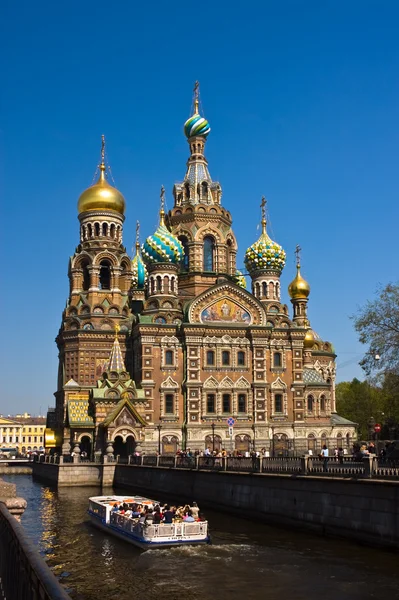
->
288 245 310 299
303 328 315 348
77 136 126 215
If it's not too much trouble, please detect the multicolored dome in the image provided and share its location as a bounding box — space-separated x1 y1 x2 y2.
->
288 265 310 299
184 113 211 138
142 222 184 265
131 244 147 289
244 229 286 276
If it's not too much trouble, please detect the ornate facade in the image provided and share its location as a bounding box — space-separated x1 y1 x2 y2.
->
47 87 356 458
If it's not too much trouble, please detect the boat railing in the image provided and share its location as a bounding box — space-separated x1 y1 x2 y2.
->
109 513 207 539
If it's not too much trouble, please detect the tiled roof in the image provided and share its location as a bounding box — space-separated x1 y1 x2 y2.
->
330 413 357 426
67 400 94 428
303 368 325 385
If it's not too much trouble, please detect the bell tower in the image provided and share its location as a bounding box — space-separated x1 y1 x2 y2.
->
167 82 238 296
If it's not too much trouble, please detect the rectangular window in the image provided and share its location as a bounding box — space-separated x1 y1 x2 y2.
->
28 428 32 433
28 436 31 443
40 436 43 442
273 353 282 368
207 394 215 413
165 394 174 414
238 394 246 413
222 394 231 413
274 394 283 413
22 437 25 443
237 351 245 366
222 351 230 366
206 350 215 366
34 437 37 442
165 350 174 365
15 437 19 443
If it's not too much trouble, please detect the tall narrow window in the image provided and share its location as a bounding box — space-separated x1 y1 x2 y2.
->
165 350 174 365
82 261 90 291
238 394 246 413
207 394 215 413
201 181 208 199
237 351 245 366
165 394 174 414
222 351 230 366
179 236 189 271
222 394 231 413
102 223 107 236
307 395 314 411
203 236 215 272
99 260 111 290
320 395 326 411
273 352 282 368
274 394 283 413
206 350 215 366
226 239 233 274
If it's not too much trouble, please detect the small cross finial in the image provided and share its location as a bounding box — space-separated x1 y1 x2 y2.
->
260 196 267 233
295 244 301 267
100 134 105 166
193 80 199 114
159 185 166 224
135 220 140 251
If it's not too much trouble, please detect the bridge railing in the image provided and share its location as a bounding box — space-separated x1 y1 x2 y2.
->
0 502 71 600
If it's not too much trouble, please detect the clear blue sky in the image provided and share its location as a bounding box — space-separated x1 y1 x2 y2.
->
1 1 398 415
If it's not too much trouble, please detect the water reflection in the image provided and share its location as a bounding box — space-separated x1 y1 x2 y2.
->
3 475 399 600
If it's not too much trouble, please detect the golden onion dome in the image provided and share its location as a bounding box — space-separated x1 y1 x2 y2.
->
303 328 315 349
288 265 310 299
77 163 126 215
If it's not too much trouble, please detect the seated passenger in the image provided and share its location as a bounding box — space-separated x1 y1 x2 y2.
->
145 508 154 524
125 509 132 517
111 503 119 512
162 505 174 523
183 510 195 522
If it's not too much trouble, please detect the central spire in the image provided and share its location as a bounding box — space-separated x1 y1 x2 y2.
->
106 324 126 372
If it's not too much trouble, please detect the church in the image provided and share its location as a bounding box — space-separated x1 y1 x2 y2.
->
45 85 356 459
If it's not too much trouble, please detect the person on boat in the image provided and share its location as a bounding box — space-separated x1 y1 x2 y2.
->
162 505 174 523
190 502 199 519
111 503 119 512
145 508 154 524
183 510 195 522
132 504 141 518
153 506 162 524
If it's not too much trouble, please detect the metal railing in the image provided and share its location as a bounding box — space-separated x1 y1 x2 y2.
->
0 502 71 600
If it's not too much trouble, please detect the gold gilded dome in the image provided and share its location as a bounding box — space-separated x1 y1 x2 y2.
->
77 136 125 215
288 264 310 299
303 328 315 348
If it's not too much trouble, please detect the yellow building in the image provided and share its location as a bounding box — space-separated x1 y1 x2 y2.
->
0 417 23 454
13 414 46 454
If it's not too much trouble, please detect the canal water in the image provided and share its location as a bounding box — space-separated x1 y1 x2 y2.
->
3 474 399 600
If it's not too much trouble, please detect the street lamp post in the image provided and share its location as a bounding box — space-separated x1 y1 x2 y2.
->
156 424 162 455
251 423 256 451
211 422 215 453
368 417 375 446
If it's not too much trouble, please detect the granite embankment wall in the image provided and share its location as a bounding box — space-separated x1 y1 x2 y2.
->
32 462 115 487
114 466 399 550
0 467 32 475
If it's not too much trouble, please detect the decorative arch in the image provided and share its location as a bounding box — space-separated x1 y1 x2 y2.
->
71 253 93 269
235 376 251 388
219 376 234 388
93 252 118 267
194 224 222 243
203 376 219 388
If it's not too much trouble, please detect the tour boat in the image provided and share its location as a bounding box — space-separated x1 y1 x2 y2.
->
88 495 210 549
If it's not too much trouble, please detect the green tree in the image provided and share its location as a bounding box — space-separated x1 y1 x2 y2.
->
336 378 384 440
352 282 399 375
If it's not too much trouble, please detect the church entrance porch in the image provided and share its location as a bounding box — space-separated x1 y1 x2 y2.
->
80 435 92 459
113 434 136 458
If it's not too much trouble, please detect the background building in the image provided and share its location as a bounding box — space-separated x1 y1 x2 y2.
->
47 87 356 458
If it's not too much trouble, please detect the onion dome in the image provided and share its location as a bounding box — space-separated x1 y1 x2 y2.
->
288 265 310 299
131 243 147 289
142 187 184 265
77 136 125 215
235 270 247 289
244 200 286 276
304 328 315 349
183 81 211 138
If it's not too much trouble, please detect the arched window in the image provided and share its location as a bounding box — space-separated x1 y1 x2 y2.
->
165 350 174 365
273 353 282 368
156 276 162 292
81 261 90 291
320 395 326 411
185 182 190 200
274 394 283 413
203 236 215 272
222 351 230 366
87 223 93 238
94 223 100 237
262 282 267 297
110 224 115 239
237 351 245 366
206 350 215 366
226 239 233 274
102 223 107 236
307 395 314 411
201 181 208 199
99 260 111 290
179 236 189 271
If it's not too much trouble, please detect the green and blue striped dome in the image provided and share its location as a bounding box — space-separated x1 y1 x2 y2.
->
184 113 211 138
131 249 147 289
142 223 184 265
